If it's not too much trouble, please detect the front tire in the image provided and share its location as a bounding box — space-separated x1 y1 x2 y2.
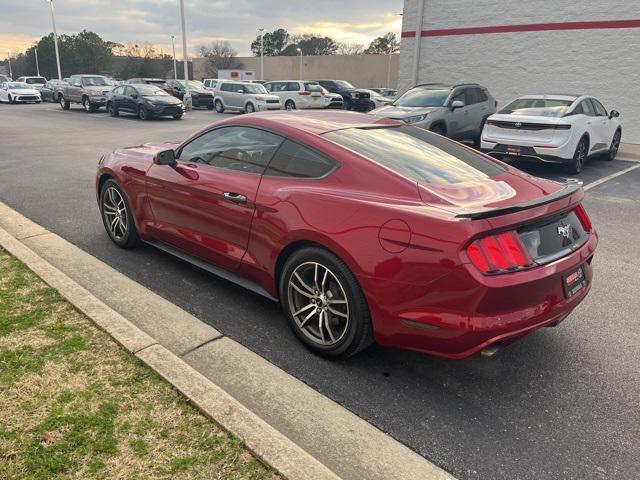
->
8 95 14 104
245 102 256 114
138 105 149 120
215 99 225 113
173 113 183 120
99 179 141 249
430 125 446 136
604 130 621 161
285 100 296 111
82 96 97 113
565 136 588 174
280 247 374 359
107 101 119 117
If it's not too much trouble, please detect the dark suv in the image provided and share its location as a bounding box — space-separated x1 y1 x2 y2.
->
165 80 214 109
316 80 371 112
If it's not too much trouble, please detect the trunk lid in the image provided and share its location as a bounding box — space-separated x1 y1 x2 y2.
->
484 113 569 144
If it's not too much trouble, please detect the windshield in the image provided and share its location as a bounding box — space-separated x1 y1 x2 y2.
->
25 77 46 84
81 76 110 87
8 82 30 89
334 80 354 89
178 80 205 89
499 98 573 117
394 88 450 108
136 85 169 96
324 125 504 185
244 83 267 94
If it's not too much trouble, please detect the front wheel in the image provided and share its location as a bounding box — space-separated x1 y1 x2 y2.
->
138 105 149 120
99 179 141 249
430 125 446 136
285 100 296 111
173 113 183 120
214 99 224 113
8 95 14 104
280 247 374 359
604 130 621 161
107 101 119 117
245 102 255 114
565 137 588 174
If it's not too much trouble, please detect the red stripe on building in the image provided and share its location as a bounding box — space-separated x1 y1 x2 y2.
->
401 19 640 38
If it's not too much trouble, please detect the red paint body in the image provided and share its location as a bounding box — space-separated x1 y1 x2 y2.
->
96 111 597 358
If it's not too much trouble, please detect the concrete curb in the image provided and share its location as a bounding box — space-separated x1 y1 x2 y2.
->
0 226 340 480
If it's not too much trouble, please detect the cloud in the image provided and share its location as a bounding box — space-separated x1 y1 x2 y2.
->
0 0 403 58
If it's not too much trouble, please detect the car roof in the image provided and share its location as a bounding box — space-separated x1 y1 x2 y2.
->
226 110 399 135
516 94 581 101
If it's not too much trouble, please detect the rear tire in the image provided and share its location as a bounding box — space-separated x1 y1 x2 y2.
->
60 95 70 110
215 99 224 113
138 105 149 120
99 179 141 249
473 117 489 148
565 136 588 174
279 246 374 359
604 130 621 161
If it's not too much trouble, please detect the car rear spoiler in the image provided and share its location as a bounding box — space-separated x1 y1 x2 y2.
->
456 181 583 220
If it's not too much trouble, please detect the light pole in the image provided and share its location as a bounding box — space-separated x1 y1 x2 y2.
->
7 51 12 79
257 28 264 81
296 47 302 80
46 0 63 80
170 35 177 80
35 47 40 76
178 0 191 110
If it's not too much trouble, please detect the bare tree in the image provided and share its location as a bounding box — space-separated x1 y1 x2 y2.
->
197 40 243 77
337 42 366 55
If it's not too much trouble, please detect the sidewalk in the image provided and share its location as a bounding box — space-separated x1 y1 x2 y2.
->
0 202 455 480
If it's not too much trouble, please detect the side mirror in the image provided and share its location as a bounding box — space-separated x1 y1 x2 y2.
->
131 93 138 99
609 110 620 119
155 149 176 165
451 100 465 109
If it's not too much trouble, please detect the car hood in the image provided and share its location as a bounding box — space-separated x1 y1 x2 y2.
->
252 94 280 101
143 96 182 105
8 88 40 95
370 105 441 118
84 85 113 94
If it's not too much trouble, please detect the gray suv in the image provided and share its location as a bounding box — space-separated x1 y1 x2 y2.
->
213 80 281 114
370 83 497 145
59 74 114 112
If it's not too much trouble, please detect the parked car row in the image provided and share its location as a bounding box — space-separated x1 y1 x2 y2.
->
370 83 622 174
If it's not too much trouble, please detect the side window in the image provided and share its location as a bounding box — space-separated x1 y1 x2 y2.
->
114 86 125 95
265 140 337 178
286 82 301 91
233 84 246 93
178 127 284 175
579 100 595 116
451 90 465 105
124 86 136 96
476 88 488 103
220 83 232 92
465 88 482 105
591 99 607 117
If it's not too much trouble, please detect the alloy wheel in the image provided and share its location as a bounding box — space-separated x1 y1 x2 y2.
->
102 186 128 241
287 262 350 346
576 140 587 171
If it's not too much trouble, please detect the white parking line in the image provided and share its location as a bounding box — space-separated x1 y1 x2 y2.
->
584 163 640 191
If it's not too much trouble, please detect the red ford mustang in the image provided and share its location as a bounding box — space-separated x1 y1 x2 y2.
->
96 110 597 359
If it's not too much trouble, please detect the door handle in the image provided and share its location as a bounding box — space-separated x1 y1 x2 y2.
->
223 192 248 204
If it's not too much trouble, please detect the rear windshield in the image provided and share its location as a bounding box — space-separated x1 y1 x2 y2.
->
394 87 449 107
324 125 504 184
136 85 169 96
499 98 573 117
25 77 46 84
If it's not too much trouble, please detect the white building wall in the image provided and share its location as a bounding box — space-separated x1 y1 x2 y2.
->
400 0 640 143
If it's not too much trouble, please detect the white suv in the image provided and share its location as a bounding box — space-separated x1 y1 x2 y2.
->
481 94 621 174
264 80 325 110
213 80 281 114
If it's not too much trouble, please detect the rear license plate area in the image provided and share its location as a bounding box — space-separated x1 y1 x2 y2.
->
563 264 586 298
505 145 522 156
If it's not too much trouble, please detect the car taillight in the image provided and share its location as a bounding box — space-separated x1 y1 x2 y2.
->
467 231 533 274
574 204 592 232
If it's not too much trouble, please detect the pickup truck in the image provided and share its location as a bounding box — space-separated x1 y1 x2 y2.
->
59 74 114 112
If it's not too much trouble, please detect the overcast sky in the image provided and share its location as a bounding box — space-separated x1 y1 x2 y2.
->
1 0 404 58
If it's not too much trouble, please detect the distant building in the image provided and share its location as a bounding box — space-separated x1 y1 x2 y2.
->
399 0 640 142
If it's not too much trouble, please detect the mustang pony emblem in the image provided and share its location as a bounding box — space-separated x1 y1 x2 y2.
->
557 224 572 239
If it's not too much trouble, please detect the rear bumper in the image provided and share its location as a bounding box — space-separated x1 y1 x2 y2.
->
481 141 575 163
368 232 597 358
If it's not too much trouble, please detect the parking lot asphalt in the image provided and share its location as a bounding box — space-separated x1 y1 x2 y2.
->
1 102 639 480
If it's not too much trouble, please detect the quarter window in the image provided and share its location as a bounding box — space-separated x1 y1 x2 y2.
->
178 127 284 175
578 100 595 116
265 141 337 178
